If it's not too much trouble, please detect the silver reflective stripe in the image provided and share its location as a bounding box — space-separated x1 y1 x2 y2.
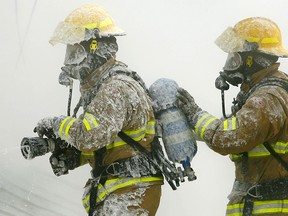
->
58 116 77 139
82 176 163 212
226 199 288 215
83 113 99 131
230 142 288 159
194 113 218 139
106 121 155 150
223 117 237 131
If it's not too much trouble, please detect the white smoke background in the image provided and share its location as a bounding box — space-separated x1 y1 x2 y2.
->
1 0 288 215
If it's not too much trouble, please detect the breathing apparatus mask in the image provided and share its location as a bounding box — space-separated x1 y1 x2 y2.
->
58 37 118 116
215 51 279 118
59 37 118 86
215 52 245 91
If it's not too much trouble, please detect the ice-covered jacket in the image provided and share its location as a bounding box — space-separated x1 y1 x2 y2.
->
192 63 288 214
51 58 163 212
54 58 156 164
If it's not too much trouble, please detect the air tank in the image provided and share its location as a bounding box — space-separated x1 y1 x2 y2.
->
149 78 197 181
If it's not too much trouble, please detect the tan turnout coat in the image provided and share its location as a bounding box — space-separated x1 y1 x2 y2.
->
193 63 288 215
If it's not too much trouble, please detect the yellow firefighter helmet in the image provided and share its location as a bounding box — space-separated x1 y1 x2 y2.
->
49 4 125 45
215 17 288 57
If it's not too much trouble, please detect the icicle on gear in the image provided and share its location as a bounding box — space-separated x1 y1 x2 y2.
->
49 4 126 45
215 17 288 57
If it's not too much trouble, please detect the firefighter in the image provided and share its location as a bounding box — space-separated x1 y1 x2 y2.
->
34 4 163 216
177 17 288 215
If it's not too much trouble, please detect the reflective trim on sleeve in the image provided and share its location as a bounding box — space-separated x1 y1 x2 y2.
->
194 113 218 139
226 199 288 215
146 121 156 135
59 116 77 139
82 176 163 212
83 112 99 131
223 117 237 131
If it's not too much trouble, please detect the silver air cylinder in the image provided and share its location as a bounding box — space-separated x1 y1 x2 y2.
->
149 78 197 180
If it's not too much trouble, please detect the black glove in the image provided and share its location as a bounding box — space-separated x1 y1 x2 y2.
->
34 117 57 138
177 88 202 127
49 147 81 176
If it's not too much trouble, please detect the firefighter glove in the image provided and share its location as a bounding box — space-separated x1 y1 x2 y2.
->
50 153 69 176
177 88 202 128
49 147 81 176
34 117 58 138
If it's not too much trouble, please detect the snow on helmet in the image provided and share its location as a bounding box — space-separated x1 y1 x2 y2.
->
215 17 288 57
49 4 125 45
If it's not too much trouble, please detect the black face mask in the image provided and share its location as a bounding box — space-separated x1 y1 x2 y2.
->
215 52 245 90
215 51 279 90
58 37 118 85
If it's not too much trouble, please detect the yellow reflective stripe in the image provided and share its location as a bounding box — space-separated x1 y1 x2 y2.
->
106 131 146 150
125 128 143 136
200 117 217 139
223 117 237 131
83 118 91 131
59 117 77 139
82 176 163 212
97 176 163 202
83 19 113 30
81 152 94 156
226 200 288 215
146 121 156 134
65 118 77 139
195 114 210 134
106 124 152 150
261 37 279 44
83 113 98 131
223 119 228 130
230 142 288 159
244 36 279 44
59 116 70 138
232 117 237 130
226 202 244 216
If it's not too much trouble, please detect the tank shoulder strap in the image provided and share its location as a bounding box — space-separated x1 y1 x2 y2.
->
241 77 288 172
243 77 288 102
118 131 180 190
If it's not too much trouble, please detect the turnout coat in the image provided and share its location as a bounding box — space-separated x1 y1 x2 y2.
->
52 58 163 215
192 63 288 215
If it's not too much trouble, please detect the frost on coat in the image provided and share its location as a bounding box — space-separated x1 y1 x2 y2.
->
194 65 288 185
94 187 149 216
199 65 288 155
55 74 153 152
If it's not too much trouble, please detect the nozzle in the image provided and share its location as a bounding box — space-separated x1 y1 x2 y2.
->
21 137 50 160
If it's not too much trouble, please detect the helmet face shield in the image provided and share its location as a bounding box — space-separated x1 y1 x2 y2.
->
223 52 242 71
64 44 87 65
215 17 288 57
215 27 246 53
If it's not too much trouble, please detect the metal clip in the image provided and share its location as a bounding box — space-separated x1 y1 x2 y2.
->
106 162 125 176
247 184 263 199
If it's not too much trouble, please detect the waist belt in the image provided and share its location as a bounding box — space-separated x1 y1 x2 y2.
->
91 154 161 179
241 177 288 215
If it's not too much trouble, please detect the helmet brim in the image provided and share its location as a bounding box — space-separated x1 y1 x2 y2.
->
49 21 126 45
